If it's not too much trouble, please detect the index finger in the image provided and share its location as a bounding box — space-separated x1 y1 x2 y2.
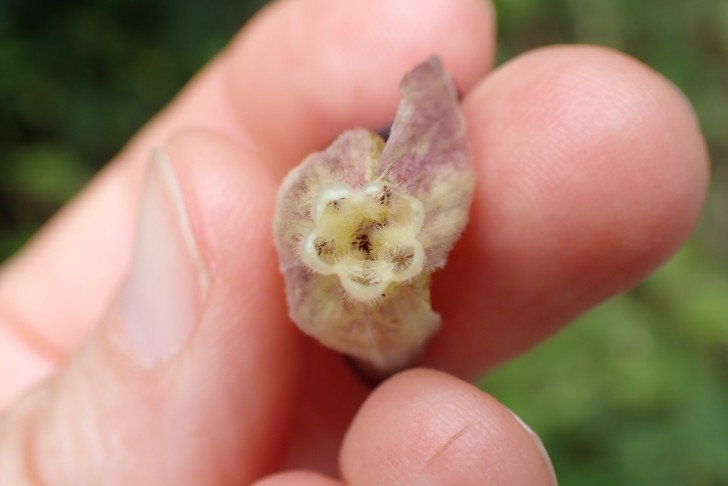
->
0 0 496 405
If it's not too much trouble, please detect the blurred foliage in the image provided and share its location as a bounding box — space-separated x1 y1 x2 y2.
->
0 0 268 254
1 0 727 484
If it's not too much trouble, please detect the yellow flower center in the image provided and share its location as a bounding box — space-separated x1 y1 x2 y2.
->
300 181 425 301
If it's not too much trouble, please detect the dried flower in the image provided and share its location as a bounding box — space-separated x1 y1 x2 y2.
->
273 56 474 374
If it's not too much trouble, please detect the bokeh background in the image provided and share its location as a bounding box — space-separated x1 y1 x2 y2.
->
1 0 726 484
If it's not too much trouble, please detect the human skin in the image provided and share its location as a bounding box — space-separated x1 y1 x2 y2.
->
0 0 708 484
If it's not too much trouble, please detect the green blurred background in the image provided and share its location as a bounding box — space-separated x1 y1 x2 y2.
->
1 0 726 484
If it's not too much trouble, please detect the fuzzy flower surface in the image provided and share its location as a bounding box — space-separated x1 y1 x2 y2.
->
273 57 474 373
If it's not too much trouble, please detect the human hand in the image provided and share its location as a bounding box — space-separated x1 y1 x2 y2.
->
0 0 708 484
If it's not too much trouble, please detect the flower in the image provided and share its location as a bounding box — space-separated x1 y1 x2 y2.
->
273 56 474 374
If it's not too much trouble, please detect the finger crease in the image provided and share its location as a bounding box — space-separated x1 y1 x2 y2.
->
0 304 65 365
425 424 471 469
24 418 44 485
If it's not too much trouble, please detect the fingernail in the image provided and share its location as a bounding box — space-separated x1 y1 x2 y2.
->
115 149 208 367
510 410 558 486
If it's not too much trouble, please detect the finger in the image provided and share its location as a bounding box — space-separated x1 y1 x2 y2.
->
340 369 557 485
423 45 709 376
253 470 343 486
0 131 302 483
279 345 371 475
0 0 496 405
230 0 495 168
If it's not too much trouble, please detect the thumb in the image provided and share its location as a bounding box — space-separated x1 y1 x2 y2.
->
0 131 302 485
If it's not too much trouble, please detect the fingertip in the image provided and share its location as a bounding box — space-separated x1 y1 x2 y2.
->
340 369 556 485
252 470 343 486
425 44 709 375
466 44 708 255
229 0 496 168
